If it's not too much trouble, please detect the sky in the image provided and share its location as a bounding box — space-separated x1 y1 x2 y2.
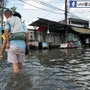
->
6 0 90 28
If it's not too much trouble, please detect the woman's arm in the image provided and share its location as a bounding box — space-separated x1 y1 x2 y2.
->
4 29 10 49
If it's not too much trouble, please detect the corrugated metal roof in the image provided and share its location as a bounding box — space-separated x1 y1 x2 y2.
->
29 18 90 34
71 27 90 34
29 18 66 31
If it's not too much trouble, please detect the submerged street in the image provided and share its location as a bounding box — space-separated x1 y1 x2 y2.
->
0 48 90 90
0 0 90 90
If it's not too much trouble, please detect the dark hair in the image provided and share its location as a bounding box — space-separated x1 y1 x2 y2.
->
4 9 13 15
13 12 22 19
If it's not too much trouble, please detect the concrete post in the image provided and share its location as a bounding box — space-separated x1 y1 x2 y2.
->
0 0 4 46
65 0 68 43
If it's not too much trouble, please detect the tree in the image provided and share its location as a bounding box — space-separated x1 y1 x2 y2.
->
10 6 17 13
10 6 25 24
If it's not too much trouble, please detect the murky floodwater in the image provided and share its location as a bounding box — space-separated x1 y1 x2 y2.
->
0 48 90 90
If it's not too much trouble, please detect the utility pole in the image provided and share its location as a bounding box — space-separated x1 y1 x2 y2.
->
65 0 67 25
1 0 4 28
0 0 4 46
65 0 67 43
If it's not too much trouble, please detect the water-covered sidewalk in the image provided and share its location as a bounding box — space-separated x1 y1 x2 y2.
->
0 49 90 90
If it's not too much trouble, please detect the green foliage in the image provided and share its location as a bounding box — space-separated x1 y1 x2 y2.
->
10 6 17 13
22 20 25 23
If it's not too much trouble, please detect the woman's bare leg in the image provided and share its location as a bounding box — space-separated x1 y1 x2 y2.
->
12 63 19 74
18 63 22 70
0 41 7 59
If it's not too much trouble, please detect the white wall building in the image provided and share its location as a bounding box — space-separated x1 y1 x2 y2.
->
60 18 89 28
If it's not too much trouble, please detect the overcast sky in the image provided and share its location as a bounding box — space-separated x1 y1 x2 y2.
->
6 0 90 28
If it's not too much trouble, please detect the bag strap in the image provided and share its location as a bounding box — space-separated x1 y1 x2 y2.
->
11 17 16 33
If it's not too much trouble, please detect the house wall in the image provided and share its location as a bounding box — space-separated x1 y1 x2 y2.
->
61 18 89 28
68 18 89 28
38 32 61 46
28 30 62 47
46 32 62 48
28 30 35 41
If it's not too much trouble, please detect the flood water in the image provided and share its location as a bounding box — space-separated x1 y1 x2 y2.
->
0 48 90 90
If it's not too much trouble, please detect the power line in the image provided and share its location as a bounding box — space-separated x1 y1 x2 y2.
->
73 9 90 18
7 3 23 5
19 0 64 15
9 0 72 18
43 9 64 18
32 0 86 21
32 0 65 12
68 11 85 20
31 0 65 19
10 0 86 22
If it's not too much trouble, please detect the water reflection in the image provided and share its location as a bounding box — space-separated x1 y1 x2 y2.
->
0 49 90 90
